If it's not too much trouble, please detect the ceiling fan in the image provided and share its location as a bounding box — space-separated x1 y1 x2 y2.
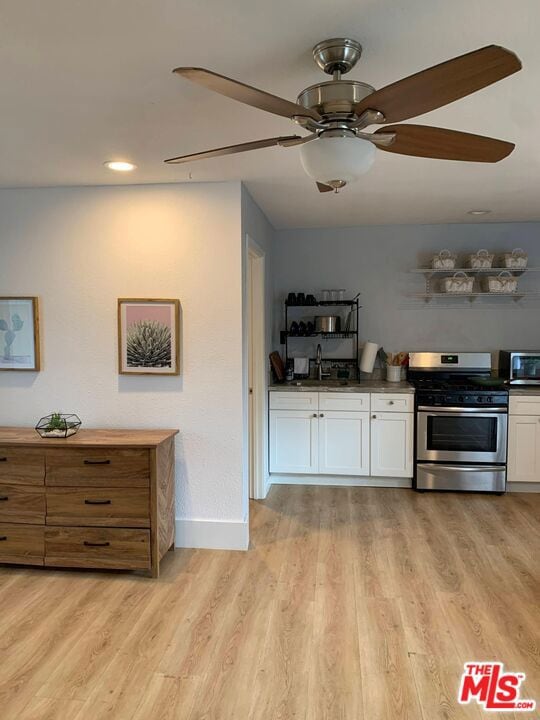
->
165 38 522 193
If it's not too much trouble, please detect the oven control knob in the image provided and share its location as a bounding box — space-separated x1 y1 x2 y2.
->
458 396 464 403
477 396 483 403
486 396 493 403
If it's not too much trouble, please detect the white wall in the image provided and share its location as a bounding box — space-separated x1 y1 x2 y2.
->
0 182 249 550
273 223 540 360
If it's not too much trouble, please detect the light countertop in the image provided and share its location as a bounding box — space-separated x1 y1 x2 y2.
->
269 380 414 394
509 386 540 396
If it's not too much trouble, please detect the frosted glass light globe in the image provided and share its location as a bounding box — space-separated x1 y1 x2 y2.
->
300 134 376 186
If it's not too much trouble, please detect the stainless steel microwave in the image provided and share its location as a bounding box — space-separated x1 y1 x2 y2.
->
499 351 540 385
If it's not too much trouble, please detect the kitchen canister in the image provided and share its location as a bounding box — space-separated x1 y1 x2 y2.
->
386 365 402 382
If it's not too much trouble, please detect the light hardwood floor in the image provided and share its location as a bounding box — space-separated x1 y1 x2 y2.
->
1 486 539 719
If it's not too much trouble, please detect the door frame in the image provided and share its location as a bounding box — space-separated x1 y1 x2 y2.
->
247 234 267 499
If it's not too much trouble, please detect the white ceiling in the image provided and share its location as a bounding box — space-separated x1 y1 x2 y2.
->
1 0 538 229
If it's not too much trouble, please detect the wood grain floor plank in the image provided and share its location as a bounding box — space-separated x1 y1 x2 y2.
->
0 487 537 720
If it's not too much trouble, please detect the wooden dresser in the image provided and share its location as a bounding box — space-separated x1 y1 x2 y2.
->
0 428 178 577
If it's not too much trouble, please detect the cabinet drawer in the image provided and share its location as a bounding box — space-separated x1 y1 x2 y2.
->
371 393 414 413
45 527 151 570
509 396 540 416
269 391 318 411
0 448 45 486
46 448 150 487
0 485 45 524
0 523 44 565
319 393 370 412
46 487 150 528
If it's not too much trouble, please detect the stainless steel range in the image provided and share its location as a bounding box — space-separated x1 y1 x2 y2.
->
407 352 508 493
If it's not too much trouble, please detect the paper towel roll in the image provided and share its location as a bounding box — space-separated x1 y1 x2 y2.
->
360 341 379 374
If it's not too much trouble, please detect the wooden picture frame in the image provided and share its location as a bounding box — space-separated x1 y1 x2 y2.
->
118 298 180 376
0 297 41 372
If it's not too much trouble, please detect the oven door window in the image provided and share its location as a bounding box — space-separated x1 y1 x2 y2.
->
427 415 498 453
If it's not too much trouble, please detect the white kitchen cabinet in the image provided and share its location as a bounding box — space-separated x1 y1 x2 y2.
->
508 414 540 483
269 410 318 474
318 411 370 476
370 411 413 478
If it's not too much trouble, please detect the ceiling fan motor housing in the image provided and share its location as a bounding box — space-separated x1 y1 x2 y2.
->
297 80 375 118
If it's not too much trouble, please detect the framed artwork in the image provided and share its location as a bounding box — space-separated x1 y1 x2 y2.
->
118 298 180 375
0 297 40 371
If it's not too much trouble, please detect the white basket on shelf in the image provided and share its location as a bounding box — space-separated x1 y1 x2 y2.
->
468 249 494 268
431 249 457 269
502 248 528 269
483 271 518 294
441 272 474 294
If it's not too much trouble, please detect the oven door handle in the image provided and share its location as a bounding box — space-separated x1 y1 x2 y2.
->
418 463 506 472
417 406 507 414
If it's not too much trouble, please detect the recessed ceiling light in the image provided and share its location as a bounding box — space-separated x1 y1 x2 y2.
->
467 209 491 216
104 161 136 172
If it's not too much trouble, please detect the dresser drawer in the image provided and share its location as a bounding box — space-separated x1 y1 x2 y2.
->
45 527 151 570
0 523 44 565
371 393 414 413
46 448 150 487
0 448 45 486
46 487 150 527
0 485 45 524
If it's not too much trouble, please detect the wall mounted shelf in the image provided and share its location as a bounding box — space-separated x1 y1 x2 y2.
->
411 292 540 304
410 266 540 303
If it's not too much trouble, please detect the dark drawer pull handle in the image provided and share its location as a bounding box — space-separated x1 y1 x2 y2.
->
0 496 8 502
83 459 111 465
0 457 7 462
83 540 110 547
0 536 7 541
84 499 112 505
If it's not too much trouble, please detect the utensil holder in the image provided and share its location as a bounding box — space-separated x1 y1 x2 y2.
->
386 366 402 382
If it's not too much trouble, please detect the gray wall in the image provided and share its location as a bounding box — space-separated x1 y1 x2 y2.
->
273 223 540 364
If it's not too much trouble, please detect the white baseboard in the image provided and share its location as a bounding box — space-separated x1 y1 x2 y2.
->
269 474 412 488
507 482 540 493
175 517 249 551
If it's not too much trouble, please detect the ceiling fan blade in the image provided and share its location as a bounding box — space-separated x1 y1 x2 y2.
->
279 134 317 147
173 67 321 121
316 182 334 193
164 135 302 164
375 125 515 162
355 45 521 123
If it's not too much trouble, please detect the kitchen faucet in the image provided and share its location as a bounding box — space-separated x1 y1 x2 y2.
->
316 343 331 382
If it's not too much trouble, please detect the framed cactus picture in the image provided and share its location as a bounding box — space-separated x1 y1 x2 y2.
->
118 298 180 375
0 297 40 371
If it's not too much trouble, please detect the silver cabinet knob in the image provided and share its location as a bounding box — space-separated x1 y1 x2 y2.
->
319 413 325 418
313 413 318 418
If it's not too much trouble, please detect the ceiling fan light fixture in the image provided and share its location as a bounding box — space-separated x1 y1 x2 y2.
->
299 134 376 188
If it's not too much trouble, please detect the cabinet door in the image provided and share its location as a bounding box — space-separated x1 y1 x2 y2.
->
370 412 413 478
508 415 540 483
269 410 318 474
318 411 370 476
